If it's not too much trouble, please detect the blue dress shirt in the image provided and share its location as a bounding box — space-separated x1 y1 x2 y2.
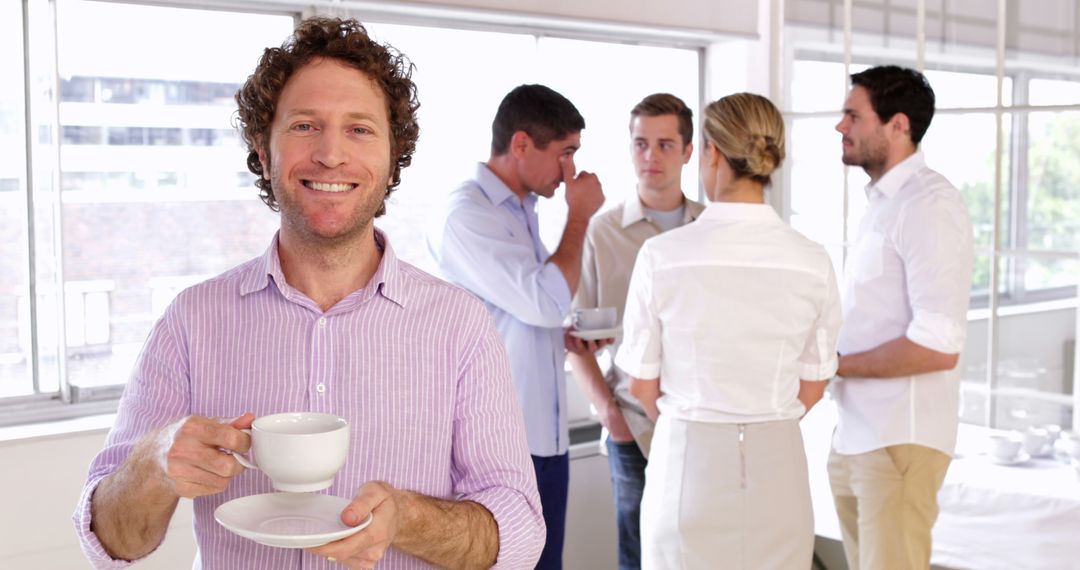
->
429 163 572 457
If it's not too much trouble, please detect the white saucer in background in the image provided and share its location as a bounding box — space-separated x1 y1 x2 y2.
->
569 326 621 341
215 492 373 548
991 451 1031 466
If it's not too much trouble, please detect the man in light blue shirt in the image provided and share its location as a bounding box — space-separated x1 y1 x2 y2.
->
429 84 605 570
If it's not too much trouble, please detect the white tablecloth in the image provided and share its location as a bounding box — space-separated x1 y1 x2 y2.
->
802 398 1080 570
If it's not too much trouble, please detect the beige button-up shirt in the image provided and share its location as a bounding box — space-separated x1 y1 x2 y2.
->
573 196 705 456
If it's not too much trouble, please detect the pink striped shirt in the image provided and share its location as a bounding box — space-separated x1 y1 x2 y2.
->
73 231 544 569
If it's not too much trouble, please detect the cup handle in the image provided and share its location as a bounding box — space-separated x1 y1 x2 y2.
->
233 428 257 469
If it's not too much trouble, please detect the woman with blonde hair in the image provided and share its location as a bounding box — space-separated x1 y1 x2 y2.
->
615 92 842 569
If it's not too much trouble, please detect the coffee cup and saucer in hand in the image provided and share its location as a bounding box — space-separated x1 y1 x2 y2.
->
214 412 372 548
569 307 620 341
988 431 1030 466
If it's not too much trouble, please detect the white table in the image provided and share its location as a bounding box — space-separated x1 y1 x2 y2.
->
802 398 1080 570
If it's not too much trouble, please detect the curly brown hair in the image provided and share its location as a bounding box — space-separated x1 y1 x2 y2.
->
235 17 420 215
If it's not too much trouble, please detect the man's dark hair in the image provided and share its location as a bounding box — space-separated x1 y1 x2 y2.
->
490 84 585 155
630 93 694 147
850 65 936 144
235 17 420 215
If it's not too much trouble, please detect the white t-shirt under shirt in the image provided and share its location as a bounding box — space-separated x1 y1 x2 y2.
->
832 150 975 457
615 202 842 424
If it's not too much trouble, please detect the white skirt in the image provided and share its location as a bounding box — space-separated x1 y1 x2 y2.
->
641 416 813 570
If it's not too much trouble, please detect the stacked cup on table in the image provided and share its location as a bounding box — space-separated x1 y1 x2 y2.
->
989 424 1080 475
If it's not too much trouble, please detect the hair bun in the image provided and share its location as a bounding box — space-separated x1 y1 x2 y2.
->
745 135 782 177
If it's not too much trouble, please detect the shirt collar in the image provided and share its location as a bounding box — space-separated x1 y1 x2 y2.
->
474 162 535 209
620 195 706 229
239 229 406 309
698 201 782 223
866 150 926 199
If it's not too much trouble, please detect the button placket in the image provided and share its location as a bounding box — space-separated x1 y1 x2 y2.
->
313 315 329 400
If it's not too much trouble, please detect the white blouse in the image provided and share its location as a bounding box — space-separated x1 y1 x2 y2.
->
615 202 842 424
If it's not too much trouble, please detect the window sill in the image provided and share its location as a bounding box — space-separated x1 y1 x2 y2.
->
0 413 115 445
967 296 1077 321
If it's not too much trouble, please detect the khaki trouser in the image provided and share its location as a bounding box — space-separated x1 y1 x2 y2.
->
827 444 952 570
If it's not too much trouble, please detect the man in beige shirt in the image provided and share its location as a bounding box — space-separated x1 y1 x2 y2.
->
567 93 704 570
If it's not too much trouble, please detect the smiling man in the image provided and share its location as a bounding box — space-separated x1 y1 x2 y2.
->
74 17 543 570
429 84 605 570
565 93 703 570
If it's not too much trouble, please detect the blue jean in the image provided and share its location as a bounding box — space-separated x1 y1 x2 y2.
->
606 438 648 570
532 453 569 570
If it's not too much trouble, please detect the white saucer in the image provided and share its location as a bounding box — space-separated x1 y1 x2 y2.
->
215 492 373 548
569 326 620 341
991 451 1031 466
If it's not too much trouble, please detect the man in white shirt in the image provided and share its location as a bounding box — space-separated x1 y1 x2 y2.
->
566 93 704 570
828 65 975 570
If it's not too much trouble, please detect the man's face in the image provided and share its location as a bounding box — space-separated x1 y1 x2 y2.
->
630 114 692 194
836 85 889 173
258 57 393 246
519 132 581 199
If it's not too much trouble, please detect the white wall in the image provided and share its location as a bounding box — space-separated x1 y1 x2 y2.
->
0 430 195 569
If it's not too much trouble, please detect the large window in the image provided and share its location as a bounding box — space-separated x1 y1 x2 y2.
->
363 23 700 275
782 0 1080 431
2 1 706 426
1 1 293 424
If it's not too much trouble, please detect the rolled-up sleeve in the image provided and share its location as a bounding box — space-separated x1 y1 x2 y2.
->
452 309 544 568
432 193 571 328
896 191 975 354
798 258 842 380
614 243 662 380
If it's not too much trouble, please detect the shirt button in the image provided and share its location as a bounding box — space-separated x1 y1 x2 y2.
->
318 317 327 328
316 383 326 393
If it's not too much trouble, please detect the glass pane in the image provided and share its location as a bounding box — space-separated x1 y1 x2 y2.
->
369 28 703 272
960 304 990 426
54 1 293 391
365 23 536 275
1026 111 1080 252
993 395 1073 432
789 118 845 247
0 2 30 398
1029 79 1080 107
534 37 701 251
921 112 1011 256
1023 255 1079 293
992 253 1076 429
789 60 848 113
923 70 1012 108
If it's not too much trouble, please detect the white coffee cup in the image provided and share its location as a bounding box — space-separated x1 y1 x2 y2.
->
1057 431 1080 460
1023 427 1050 456
1043 424 1062 445
235 412 349 492
573 307 617 331
989 432 1022 461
